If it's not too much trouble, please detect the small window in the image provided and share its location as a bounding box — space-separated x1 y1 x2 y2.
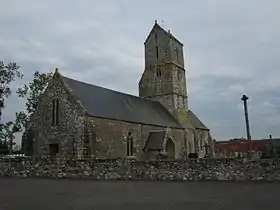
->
55 99 59 125
84 129 91 157
156 46 159 59
52 99 59 126
127 132 134 156
49 144 59 156
52 99 55 126
175 48 179 60
155 33 158 42
164 49 168 57
156 69 162 77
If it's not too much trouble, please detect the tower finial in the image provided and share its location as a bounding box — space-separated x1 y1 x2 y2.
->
155 20 157 24
55 68 59 73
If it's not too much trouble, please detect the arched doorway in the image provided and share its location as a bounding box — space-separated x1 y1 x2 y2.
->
165 138 175 159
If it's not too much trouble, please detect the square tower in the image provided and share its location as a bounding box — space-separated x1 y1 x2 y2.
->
139 21 188 125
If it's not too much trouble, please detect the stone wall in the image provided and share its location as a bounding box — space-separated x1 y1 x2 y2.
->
90 117 185 160
1 158 280 181
22 72 87 159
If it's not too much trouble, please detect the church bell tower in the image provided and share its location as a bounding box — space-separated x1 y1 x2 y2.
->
139 21 189 125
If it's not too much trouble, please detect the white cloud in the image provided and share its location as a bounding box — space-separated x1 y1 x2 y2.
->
1 0 280 143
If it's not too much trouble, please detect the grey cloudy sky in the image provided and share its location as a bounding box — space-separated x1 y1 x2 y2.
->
1 0 280 143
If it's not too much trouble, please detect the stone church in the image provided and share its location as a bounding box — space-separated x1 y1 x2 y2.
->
22 21 214 160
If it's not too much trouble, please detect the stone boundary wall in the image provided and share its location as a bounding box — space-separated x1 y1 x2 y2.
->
1 158 280 181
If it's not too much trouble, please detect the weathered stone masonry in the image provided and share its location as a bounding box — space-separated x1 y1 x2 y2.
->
22 73 185 160
89 117 184 159
1 158 280 181
139 22 213 157
22 73 87 159
22 22 215 160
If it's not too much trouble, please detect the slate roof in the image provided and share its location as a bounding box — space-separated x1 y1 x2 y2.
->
143 131 166 151
188 110 209 130
63 77 182 128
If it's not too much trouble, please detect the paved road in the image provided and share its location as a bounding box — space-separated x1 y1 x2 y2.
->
1 178 280 210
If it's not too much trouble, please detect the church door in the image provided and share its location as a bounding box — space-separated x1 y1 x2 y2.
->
165 138 175 159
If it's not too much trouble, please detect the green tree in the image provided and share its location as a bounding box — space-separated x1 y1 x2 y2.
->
0 61 23 154
0 61 23 121
15 71 52 131
0 121 18 154
0 140 9 154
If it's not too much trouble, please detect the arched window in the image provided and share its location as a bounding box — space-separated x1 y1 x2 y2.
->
84 122 92 158
52 99 59 126
126 131 134 156
166 138 175 159
156 68 161 77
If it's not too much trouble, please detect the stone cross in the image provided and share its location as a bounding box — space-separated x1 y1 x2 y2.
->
241 94 251 156
241 94 251 141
